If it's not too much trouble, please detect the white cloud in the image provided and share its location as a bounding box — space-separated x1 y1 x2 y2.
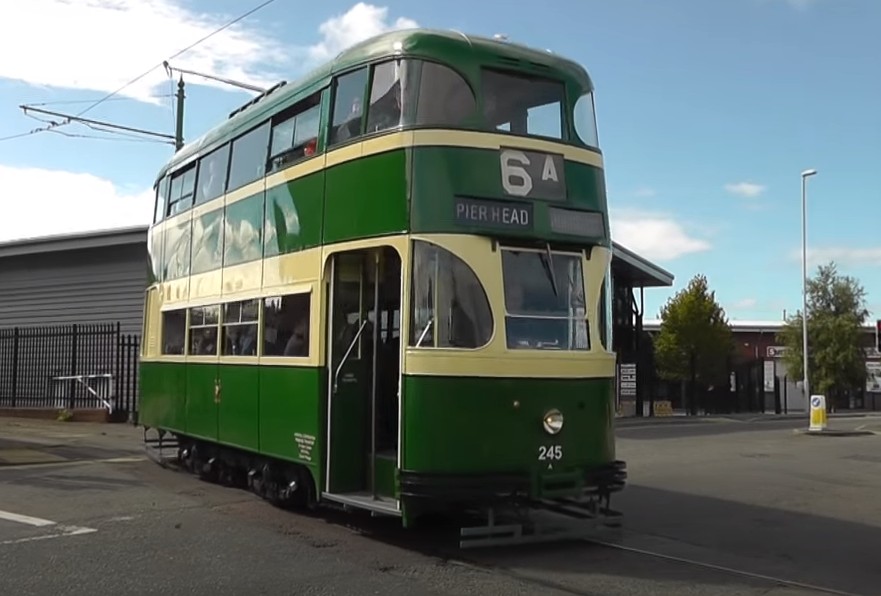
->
610 208 711 261
308 2 419 62
632 187 657 198
791 246 881 268
0 1 420 105
0 165 152 243
0 0 291 103
733 298 758 309
725 182 766 199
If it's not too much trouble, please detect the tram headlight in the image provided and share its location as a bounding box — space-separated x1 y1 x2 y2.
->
542 409 564 435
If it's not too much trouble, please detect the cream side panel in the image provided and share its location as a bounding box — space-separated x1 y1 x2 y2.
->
585 245 613 356
221 260 265 302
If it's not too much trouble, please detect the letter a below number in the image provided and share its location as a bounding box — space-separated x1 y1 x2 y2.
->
500 149 533 197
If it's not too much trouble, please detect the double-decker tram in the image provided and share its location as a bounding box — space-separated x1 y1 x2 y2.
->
140 28 625 547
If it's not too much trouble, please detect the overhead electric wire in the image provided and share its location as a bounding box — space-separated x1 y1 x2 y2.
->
74 0 278 119
1 0 277 144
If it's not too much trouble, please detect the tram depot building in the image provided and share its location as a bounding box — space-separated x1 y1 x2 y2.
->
9 223 873 418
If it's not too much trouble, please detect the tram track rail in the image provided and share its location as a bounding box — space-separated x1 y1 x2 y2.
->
446 535 863 596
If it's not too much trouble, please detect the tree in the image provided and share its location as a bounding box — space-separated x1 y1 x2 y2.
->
654 274 734 414
778 262 869 408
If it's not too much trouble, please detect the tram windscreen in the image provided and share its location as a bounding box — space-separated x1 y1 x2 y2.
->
501 247 589 351
481 69 565 140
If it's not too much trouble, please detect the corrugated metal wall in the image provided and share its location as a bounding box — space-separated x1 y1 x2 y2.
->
0 243 147 335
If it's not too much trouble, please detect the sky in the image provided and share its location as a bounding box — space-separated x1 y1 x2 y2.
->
0 0 878 324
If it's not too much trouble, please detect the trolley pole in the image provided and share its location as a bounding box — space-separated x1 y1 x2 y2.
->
175 76 185 151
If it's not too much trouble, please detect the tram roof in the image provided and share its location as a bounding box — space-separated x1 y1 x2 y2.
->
156 28 595 182
611 242 674 288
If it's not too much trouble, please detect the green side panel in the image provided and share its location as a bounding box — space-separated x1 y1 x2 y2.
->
409 146 608 243
374 453 397 498
186 363 219 441
139 361 187 432
224 192 264 267
258 366 324 486
328 360 369 493
264 171 325 256
323 148 408 243
218 365 259 451
402 375 614 475
191 208 224 275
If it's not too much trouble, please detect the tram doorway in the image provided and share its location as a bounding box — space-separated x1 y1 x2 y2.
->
324 246 401 510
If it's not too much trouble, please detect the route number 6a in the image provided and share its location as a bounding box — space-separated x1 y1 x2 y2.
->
500 149 561 198
538 445 563 461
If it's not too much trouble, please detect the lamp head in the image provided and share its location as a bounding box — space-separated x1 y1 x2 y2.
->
801 169 817 178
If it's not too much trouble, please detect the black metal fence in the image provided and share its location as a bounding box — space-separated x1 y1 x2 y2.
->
0 322 140 421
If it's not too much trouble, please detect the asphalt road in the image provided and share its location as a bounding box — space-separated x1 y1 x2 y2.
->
0 414 879 595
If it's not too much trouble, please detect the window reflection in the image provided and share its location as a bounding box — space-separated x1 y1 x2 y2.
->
195 144 230 205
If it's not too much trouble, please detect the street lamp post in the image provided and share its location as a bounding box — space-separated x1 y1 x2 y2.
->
801 168 817 410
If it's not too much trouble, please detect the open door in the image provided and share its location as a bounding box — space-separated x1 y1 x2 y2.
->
324 246 401 513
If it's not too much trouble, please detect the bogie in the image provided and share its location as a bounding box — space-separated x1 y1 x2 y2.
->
162 431 318 512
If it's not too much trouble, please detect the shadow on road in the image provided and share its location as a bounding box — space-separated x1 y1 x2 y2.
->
284 482 880 596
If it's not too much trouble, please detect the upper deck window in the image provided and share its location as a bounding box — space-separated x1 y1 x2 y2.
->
414 62 476 127
481 69 564 140
501 247 588 351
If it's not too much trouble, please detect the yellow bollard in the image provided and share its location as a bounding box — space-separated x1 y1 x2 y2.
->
808 394 827 432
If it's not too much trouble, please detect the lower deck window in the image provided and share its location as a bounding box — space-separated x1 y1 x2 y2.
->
501 247 589 351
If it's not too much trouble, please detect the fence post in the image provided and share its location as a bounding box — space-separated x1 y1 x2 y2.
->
69 324 78 410
11 328 20 408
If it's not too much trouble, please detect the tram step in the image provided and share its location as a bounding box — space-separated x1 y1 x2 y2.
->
321 491 401 516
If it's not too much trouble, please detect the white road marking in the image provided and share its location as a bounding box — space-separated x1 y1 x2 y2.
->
0 525 97 546
0 508 97 545
0 509 55 527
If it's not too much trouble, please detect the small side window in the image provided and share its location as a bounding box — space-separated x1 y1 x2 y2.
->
365 61 403 134
409 240 493 349
329 67 369 146
263 293 311 357
160 310 186 355
222 299 259 356
269 93 322 172
188 305 219 356
167 164 196 217
195 144 230 204
154 176 169 223
227 122 270 191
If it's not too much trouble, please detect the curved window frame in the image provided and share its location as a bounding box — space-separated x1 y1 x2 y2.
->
573 91 600 148
408 239 494 350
